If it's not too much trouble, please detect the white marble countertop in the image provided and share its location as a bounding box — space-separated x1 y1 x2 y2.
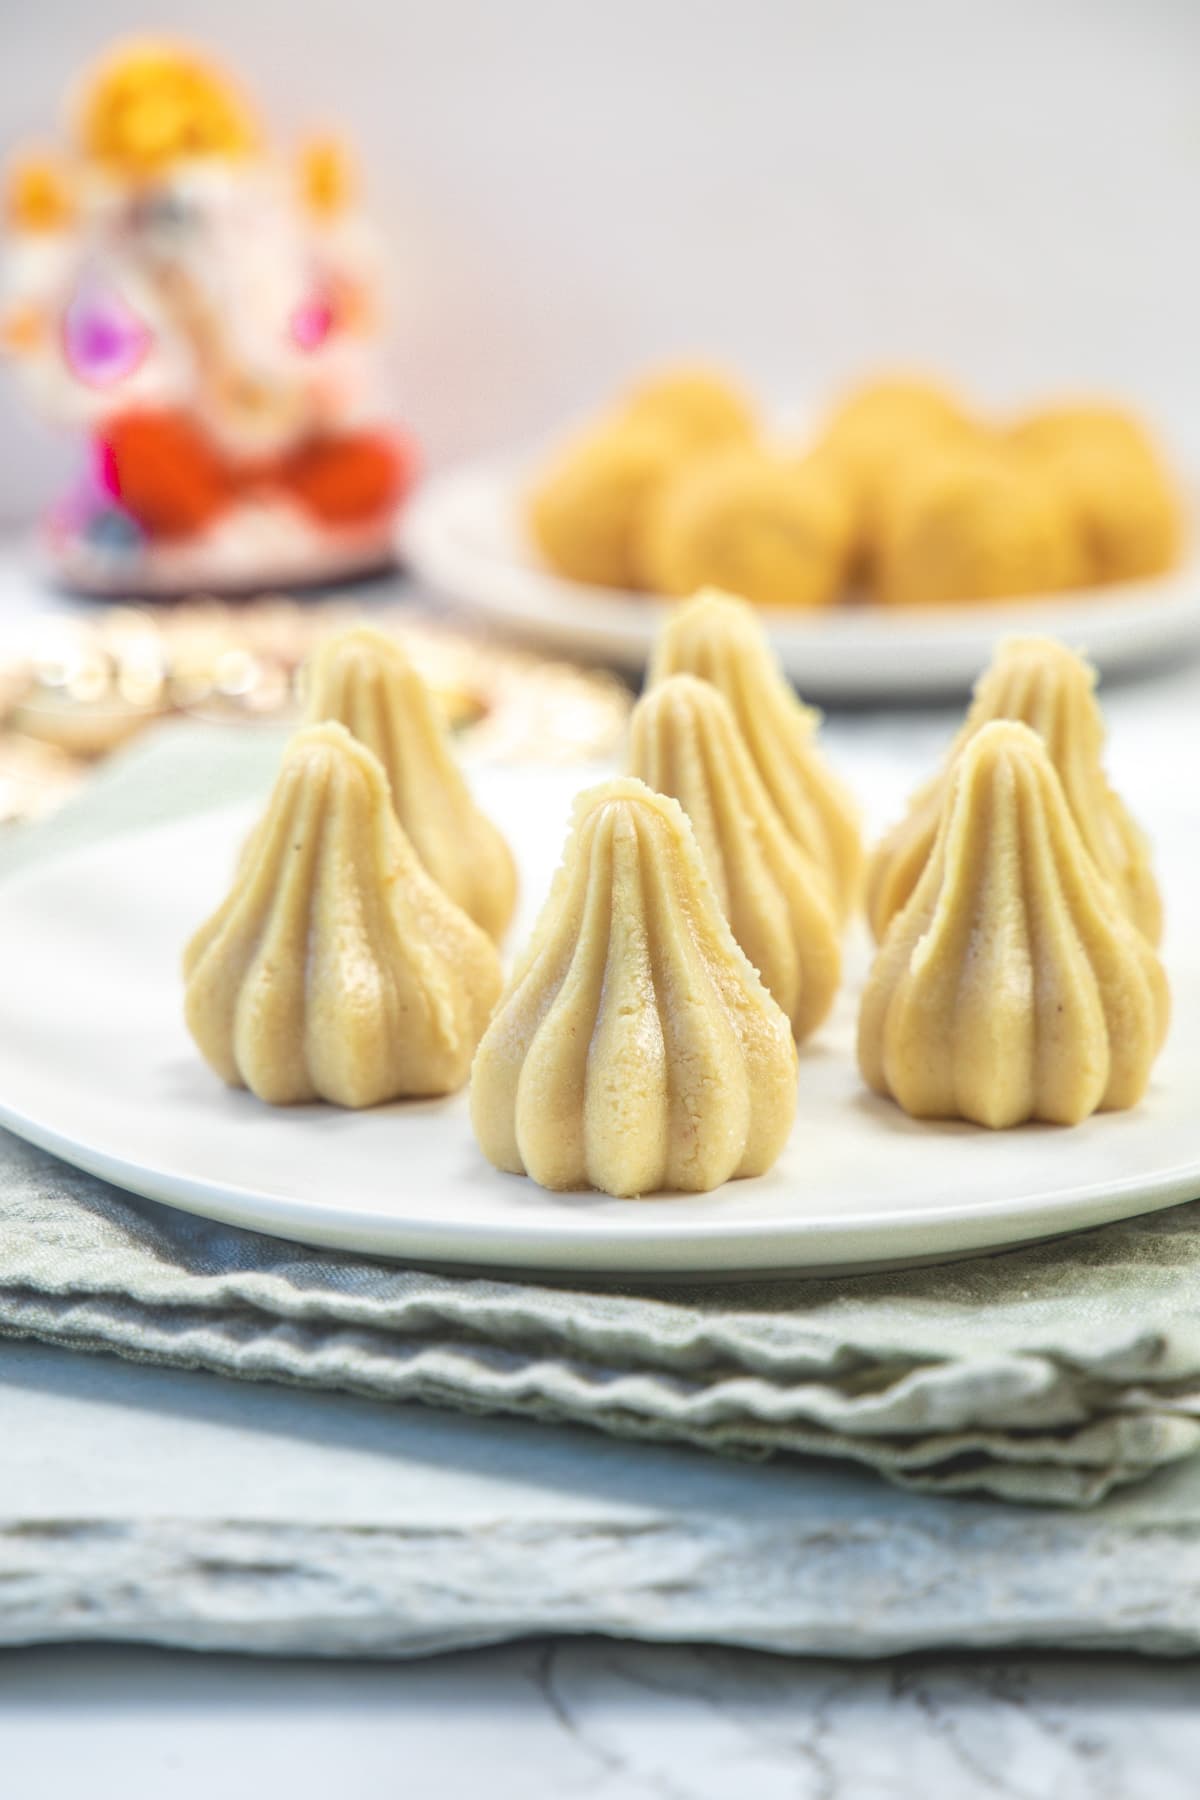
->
9 1638 1200 1798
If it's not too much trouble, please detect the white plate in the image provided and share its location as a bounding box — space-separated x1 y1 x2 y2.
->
403 459 1200 697
0 761 1196 1277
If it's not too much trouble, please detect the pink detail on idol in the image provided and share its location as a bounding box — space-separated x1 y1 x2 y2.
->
290 294 335 352
92 435 121 499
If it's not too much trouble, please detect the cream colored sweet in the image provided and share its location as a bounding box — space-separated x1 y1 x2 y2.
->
305 625 517 941
858 722 1169 1128
866 636 1162 944
628 675 841 1041
469 777 798 1196
184 723 503 1107
648 590 863 923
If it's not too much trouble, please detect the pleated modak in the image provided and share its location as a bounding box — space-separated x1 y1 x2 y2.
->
470 777 798 1196
628 674 841 1041
184 723 503 1108
648 589 863 922
866 635 1161 944
306 625 517 941
858 721 1169 1128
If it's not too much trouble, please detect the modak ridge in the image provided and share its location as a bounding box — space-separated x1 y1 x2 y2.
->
858 720 1169 1128
648 589 863 922
470 776 798 1196
628 673 841 1042
866 634 1161 944
306 624 517 941
184 722 502 1108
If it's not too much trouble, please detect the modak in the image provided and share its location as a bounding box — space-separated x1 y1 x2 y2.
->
469 777 798 1196
306 625 517 941
184 723 503 1107
628 674 841 1041
865 635 1161 944
648 590 863 922
858 722 1169 1128
638 447 853 609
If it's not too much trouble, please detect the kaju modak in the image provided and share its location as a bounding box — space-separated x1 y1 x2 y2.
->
184 723 503 1108
469 777 798 1197
858 722 1169 1128
305 625 517 941
638 447 853 609
628 675 841 1041
865 635 1161 944
1010 403 1183 585
648 590 863 922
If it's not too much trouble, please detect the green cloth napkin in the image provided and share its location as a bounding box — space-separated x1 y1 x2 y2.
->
1 723 1198 1507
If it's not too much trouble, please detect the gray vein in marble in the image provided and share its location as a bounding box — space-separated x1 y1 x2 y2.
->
9 1637 1200 1800
515 1642 1200 1800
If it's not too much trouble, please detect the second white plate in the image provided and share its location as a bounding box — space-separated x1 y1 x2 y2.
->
404 459 1200 697
0 760 1195 1277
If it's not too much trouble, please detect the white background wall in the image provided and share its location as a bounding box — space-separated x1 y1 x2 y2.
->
0 0 1196 523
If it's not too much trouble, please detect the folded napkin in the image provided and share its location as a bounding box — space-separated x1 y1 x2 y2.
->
2 725 1198 1508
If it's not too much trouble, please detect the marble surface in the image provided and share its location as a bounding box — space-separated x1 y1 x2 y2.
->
8 1639 1200 1799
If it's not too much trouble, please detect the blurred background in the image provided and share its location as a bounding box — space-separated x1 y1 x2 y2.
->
0 0 1196 527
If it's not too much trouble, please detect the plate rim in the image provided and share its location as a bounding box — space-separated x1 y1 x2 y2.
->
1 1088 1197 1276
0 800 1196 1278
403 456 1200 692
